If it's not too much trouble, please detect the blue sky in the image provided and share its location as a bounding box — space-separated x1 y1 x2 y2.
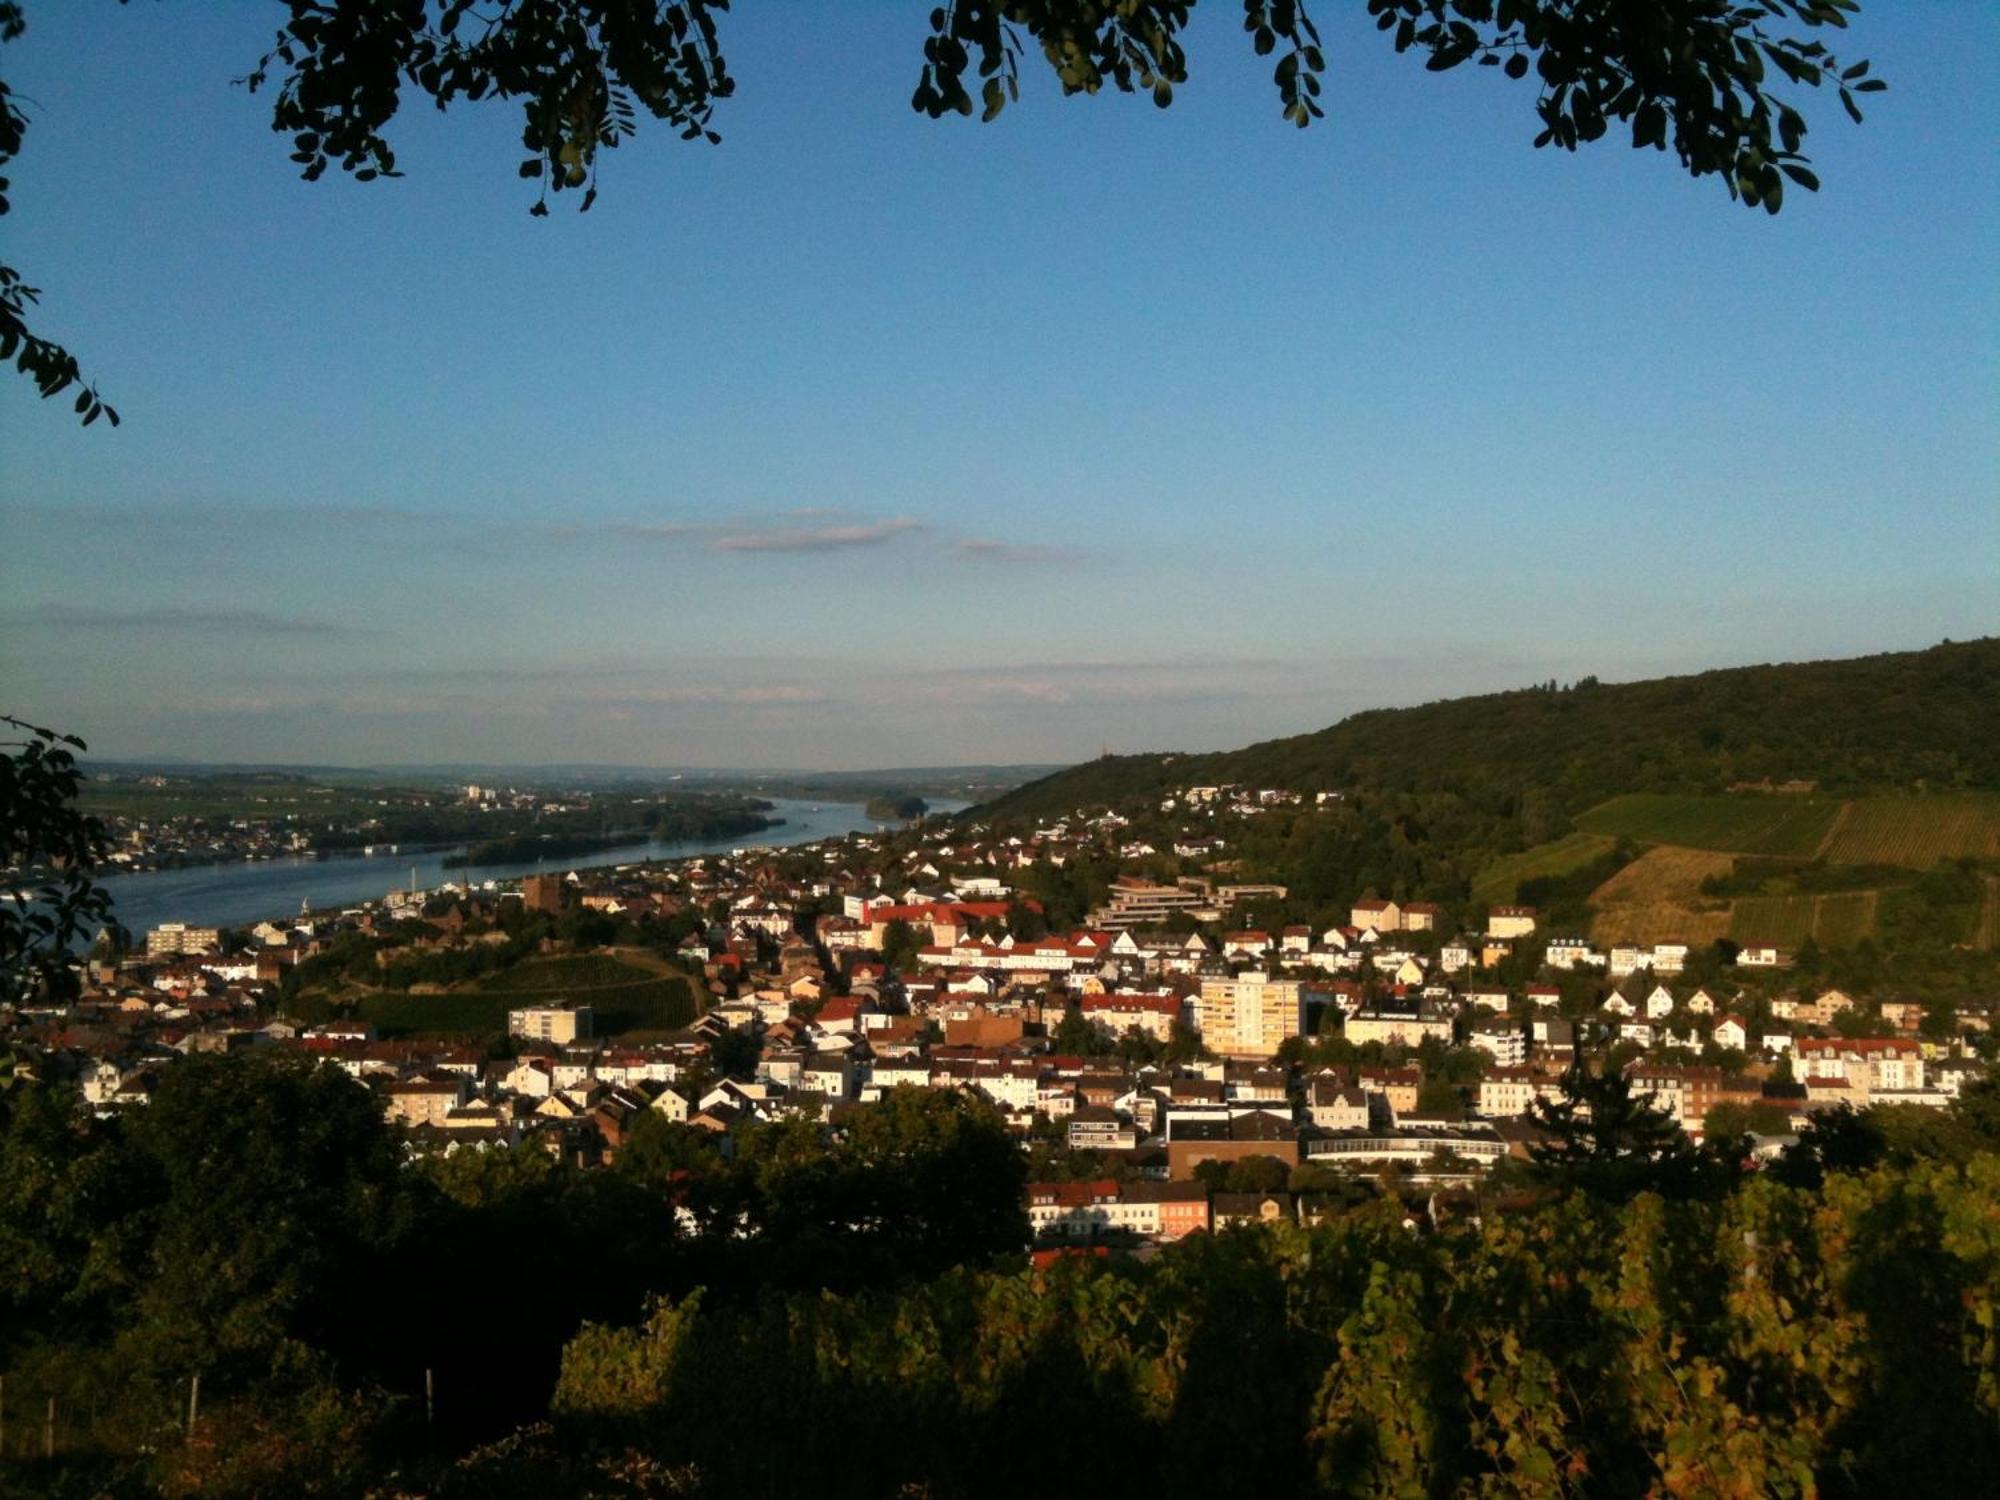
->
2 2 1994 768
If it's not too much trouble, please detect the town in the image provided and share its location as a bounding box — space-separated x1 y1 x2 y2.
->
18 779 1990 1253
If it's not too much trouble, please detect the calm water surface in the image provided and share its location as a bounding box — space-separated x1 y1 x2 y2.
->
96 798 965 931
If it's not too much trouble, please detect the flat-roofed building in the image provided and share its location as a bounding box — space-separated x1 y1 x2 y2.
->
1166 1109 1300 1180
1090 877 1214 929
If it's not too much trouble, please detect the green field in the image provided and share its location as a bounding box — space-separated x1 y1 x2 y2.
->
1576 794 1841 857
1471 833 1617 904
1817 794 2000 867
79 774 404 822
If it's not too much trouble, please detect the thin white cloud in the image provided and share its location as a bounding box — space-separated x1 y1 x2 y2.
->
607 521 704 541
568 684 832 708
10 500 1063 569
953 538 1082 565
13 604 363 637
711 515 925 552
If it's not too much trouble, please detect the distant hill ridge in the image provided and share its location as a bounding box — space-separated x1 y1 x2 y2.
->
974 639 2000 824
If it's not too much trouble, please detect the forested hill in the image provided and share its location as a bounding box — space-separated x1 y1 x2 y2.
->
974 639 2000 823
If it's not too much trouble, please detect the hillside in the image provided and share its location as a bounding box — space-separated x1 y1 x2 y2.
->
975 639 2000 825
968 642 2000 959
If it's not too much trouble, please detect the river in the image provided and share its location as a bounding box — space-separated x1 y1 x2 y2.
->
95 798 966 933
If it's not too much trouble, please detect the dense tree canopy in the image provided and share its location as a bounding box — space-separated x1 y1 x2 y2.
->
982 639 2000 827
3 0 1885 421
0 714 112 1006
2 1039 1995 1491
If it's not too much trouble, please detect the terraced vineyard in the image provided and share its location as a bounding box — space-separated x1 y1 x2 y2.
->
1726 894 1814 947
1471 832 1617 904
359 990 526 1038
1816 793 2000 867
485 977 695 1036
480 954 651 991
1812 889 1880 946
360 953 698 1039
1728 890 1878 948
1575 794 1841 856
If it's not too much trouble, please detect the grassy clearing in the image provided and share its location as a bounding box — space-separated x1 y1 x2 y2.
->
1576 794 1840 856
1589 845 1735 906
1472 833 1618 905
1816 793 2000 867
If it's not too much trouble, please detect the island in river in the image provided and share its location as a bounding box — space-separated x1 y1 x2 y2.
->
442 797 779 867
864 793 929 821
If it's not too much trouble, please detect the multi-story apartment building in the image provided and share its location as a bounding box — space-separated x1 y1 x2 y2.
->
146 922 221 956
1194 971 1303 1058
1079 991 1183 1042
508 1003 594 1045
382 1072 469 1128
1343 1005 1452 1048
1796 1037 1925 1099
1477 1066 1567 1119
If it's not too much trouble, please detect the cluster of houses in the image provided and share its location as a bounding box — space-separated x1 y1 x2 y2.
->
95 777 598 873
98 809 312 872
10 793 1990 1253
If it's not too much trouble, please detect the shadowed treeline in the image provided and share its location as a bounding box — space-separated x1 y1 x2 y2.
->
2 1051 1996 1497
